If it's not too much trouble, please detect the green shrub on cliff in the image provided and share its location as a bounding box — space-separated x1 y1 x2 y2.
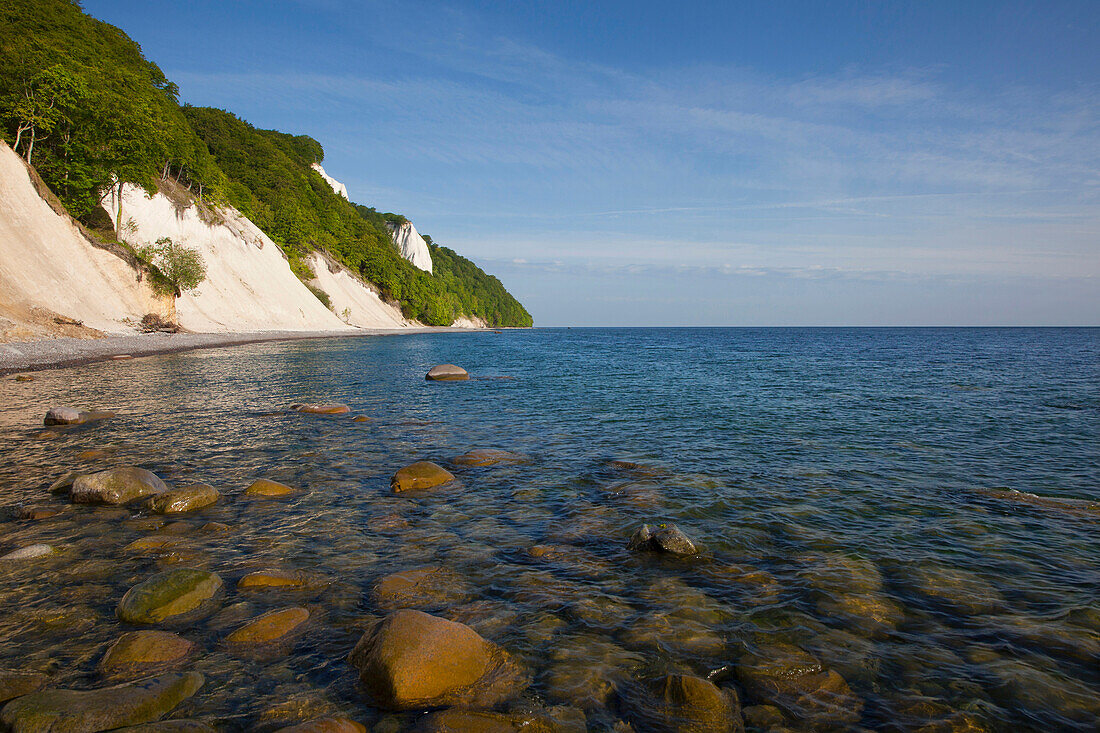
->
138 237 206 297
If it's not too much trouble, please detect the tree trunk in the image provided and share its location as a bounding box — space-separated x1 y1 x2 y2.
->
25 126 35 165
115 180 124 232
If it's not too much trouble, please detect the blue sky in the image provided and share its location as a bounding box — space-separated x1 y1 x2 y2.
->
84 0 1099 325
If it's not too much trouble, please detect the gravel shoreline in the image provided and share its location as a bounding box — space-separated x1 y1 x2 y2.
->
0 327 464 375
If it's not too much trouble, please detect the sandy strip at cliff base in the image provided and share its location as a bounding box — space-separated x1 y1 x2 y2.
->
0 327 470 375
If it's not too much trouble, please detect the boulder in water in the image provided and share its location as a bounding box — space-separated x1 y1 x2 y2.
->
292 403 351 415
117 568 224 625
451 449 527 467
0 544 55 561
245 479 296 497
0 669 49 704
0 672 203 732
71 467 167 505
44 406 116 426
622 674 742 732
99 630 195 679
390 462 454 493
425 364 469 381
627 524 699 556
225 606 310 647
348 609 527 710
372 566 469 610
144 483 220 514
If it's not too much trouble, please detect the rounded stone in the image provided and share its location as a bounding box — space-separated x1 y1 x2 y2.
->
292 403 351 415
71 467 168 505
226 606 310 646
99 631 195 679
144 484 220 514
372 566 469 610
238 570 311 590
117 568 224 625
275 717 367 733
0 544 55 561
0 672 204 733
451 449 527 467
0 670 49 704
245 479 296 497
425 364 469 381
623 674 741 732
348 609 527 710
390 462 455 493
352 415 371 422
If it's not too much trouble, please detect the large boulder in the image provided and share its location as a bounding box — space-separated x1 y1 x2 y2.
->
623 674 742 732
99 631 195 680
117 568 224 625
425 364 469 381
0 672 203 732
390 462 454 493
245 479 296 497
348 609 526 710
44 406 116 426
144 484 220 514
627 524 699 556
70 467 167 505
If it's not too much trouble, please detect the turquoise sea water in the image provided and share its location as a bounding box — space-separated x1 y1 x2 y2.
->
1 327 1098 731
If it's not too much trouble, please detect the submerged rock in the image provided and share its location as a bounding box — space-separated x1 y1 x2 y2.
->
627 524 699 556
451 449 528 467
414 709 553 732
0 544 55 561
736 643 862 728
99 630 195 679
372 566 469 610
390 462 455 493
12 505 69 521
292 403 351 415
352 415 371 423
275 718 366 733
425 364 469 381
238 569 312 590
144 484 220 514
112 722 216 733
348 609 527 710
70 467 167 505
245 479 296 497
0 672 203 732
622 674 743 733
44 406 116 426
225 606 310 649
0 669 49 704
117 568 224 625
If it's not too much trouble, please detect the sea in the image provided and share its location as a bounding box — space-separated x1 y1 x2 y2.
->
1 327 1097 731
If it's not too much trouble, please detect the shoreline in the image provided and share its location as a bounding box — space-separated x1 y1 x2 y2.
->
0 326 478 375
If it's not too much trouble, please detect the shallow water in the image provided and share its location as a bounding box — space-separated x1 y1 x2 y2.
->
1 327 1098 731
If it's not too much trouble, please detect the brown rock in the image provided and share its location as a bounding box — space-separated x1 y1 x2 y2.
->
225 606 310 646
44 406 116 426
71 467 167 505
13 505 69 521
736 644 862 728
623 674 742 733
99 631 195 679
372 566 469 610
14 374 34 382
245 479 296 497
0 669 49 704
112 722 215 733
425 364 469 381
348 609 526 710
275 718 367 733
238 569 311 590
117 568 224 625
451 449 527 467
414 709 553 732
144 484 220 514
292 403 351 415
390 462 454 493
352 415 371 422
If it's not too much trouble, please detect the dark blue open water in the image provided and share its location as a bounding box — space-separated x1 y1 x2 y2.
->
1 328 1097 731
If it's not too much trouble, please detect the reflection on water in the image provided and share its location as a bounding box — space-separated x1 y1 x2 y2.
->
1 328 1098 731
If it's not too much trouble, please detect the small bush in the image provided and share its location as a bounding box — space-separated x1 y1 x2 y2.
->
307 283 331 310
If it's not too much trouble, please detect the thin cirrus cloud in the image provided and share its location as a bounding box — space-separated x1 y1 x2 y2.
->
159 6 1098 324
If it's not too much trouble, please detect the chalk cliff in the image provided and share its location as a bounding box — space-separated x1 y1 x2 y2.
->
311 163 349 200
306 251 411 329
387 220 434 273
0 142 171 339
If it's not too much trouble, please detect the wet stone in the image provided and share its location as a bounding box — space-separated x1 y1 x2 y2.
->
622 674 743 733
908 564 1006 615
112 721 216 733
0 672 204 733
225 606 310 648
736 643 863 729
275 718 366 733
451 449 528 467
0 669 49 704
390 462 455 493
292 403 351 415
245 479 297 497
0 544 55 561
414 709 554 732
425 364 469 381
70 466 168 505
627 523 699 556
348 609 527 710
44 406 116 426
372 566 469 610
117 568 224 625
144 484 220 514
13 505 69 521
238 569 313 591
99 630 195 680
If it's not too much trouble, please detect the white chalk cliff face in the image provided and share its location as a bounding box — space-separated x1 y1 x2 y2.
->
311 163 348 200
103 184 353 333
0 142 170 337
306 251 412 329
387 220 433 273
